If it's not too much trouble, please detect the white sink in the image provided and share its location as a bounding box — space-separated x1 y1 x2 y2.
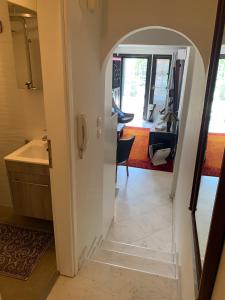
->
4 140 49 165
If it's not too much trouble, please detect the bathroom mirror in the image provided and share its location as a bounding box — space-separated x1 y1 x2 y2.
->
8 3 43 90
190 0 225 299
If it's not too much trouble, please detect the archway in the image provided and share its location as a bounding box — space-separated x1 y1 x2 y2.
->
101 26 206 250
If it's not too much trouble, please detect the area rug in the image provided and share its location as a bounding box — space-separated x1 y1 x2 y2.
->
122 126 173 173
202 133 225 177
0 223 53 280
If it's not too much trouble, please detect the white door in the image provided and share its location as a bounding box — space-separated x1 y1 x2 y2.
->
37 0 76 276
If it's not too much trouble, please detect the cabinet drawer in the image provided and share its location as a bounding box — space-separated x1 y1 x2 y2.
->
11 179 53 220
5 160 49 175
9 172 50 185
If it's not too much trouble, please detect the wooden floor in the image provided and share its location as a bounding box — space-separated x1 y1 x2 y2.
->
0 206 58 300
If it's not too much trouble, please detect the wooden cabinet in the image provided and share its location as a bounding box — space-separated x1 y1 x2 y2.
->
5 161 53 220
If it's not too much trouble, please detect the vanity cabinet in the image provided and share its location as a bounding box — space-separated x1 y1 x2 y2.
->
5 161 53 220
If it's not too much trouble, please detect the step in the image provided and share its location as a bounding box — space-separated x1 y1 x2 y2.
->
102 240 174 263
92 248 176 279
80 259 178 300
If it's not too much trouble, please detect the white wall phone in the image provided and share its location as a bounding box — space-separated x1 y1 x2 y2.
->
77 114 88 159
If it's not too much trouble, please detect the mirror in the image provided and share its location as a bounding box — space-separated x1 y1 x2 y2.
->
8 3 43 90
196 32 225 263
190 1 225 298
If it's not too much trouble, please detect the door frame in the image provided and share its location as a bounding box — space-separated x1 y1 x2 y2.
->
189 0 225 297
37 0 77 277
174 59 185 114
198 152 225 300
112 55 123 108
149 55 172 106
119 54 152 119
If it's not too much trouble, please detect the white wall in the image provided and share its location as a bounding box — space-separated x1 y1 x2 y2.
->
101 0 217 67
115 44 185 55
170 47 192 197
19 90 46 139
64 0 104 268
37 0 76 277
0 0 46 207
122 28 191 47
102 60 117 238
0 0 25 207
9 0 36 11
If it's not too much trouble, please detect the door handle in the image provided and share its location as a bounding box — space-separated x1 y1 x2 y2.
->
77 114 88 159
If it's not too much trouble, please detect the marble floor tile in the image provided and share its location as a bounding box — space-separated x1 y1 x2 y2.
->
196 176 219 260
92 248 176 278
106 217 148 244
132 226 173 253
47 168 176 300
47 275 118 300
101 240 174 263
79 261 177 300
107 167 173 252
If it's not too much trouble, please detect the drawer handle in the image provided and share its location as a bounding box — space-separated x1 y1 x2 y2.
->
12 179 49 188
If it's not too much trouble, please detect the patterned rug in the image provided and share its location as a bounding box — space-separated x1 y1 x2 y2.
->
123 126 173 173
0 223 53 280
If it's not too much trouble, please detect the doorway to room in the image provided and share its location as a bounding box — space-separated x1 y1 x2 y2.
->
149 55 172 111
112 46 185 172
102 29 205 257
121 56 149 124
0 2 58 300
115 53 173 128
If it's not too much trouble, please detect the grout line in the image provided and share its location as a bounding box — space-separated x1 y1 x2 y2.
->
97 247 174 264
90 259 177 280
103 239 175 256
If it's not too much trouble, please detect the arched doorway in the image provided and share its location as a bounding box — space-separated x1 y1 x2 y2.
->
101 26 205 252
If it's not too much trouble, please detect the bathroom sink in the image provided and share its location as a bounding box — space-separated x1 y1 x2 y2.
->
4 140 49 165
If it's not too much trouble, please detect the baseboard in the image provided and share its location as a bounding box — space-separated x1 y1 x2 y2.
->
78 234 104 270
175 252 182 300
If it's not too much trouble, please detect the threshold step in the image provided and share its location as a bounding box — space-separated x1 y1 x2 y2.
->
92 248 176 279
80 259 178 300
102 240 174 263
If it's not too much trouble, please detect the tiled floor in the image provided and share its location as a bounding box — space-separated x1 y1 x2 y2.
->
48 259 177 300
196 175 219 260
107 167 173 252
0 206 58 300
47 167 174 300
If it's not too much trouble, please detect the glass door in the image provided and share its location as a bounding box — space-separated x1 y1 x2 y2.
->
149 55 172 110
209 54 225 133
121 57 149 122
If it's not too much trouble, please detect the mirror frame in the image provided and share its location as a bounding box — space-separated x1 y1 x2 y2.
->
189 0 225 299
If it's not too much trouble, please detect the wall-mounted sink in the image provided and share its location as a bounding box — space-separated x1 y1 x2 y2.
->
4 140 49 165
